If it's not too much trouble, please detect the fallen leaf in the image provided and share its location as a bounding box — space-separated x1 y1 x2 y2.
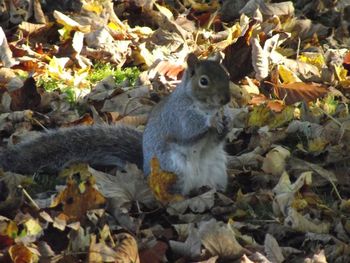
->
139 241 168 263
264 233 284 263
223 21 255 81
10 77 41 111
262 146 290 176
169 226 202 258
0 27 16 67
88 234 117 262
51 173 106 222
284 208 331 234
90 164 155 210
199 219 244 259
9 244 39 263
114 233 140 263
273 82 329 105
148 157 184 204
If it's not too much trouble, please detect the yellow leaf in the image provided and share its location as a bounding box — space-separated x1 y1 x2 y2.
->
248 104 272 127
5 221 18 238
334 65 348 81
107 21 124 32
148 157 183 204
278 65 302 84
298 53 325 70
82 1 103 14
308 137 328 153
24 218 42 236
47 56 71 81
269 105 295 128
291 198 308 210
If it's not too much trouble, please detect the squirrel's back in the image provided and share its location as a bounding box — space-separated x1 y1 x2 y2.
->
0 125 143 174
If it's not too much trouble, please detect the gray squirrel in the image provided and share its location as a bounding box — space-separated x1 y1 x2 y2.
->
0 53 231 195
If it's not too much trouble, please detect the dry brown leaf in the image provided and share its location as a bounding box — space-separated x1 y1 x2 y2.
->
90 164 155 210
240 0 294 17
272 171 312 216
304 249 327 263
273 82 328 105
88 234 117 262
114 233 140 263
284 208 331 234
149 60 185 80
33 0 46 23
223 21 255 81
262 146 290 176
194 256 219 263
240 254 255 263
199 219 244 259
0 27 16 68
264 233 284 263
167 190 215 215
53 10 90 33
169 226 202 258
288 19 329 40
251 37 269 80
227 147 264 169
139 241 168 263
115 114 148 127
0 171 28 214
10 77 41 111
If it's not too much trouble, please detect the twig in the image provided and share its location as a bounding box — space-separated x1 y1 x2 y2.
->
19 185 40 210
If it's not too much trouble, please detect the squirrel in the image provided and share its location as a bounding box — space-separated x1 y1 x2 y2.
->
0 53 231 195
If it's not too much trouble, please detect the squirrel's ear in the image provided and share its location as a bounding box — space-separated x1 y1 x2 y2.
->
187 53 199 68
207 52 223 63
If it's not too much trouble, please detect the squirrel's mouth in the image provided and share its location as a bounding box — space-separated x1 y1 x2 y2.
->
208 95 230 107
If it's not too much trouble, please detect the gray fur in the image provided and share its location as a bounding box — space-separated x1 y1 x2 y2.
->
0 125 143 174
143 58 230 195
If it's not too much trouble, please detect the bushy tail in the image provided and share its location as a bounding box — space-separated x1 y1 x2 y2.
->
0 125 143 174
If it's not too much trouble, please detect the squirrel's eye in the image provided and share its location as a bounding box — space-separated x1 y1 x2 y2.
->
199 75 209 88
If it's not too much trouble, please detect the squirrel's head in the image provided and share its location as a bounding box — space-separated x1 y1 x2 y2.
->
185 53 230 109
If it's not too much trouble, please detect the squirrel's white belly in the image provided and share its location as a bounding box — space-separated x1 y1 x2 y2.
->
170 140 228 195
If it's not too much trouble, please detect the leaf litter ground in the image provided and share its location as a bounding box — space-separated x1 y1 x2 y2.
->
1 0 350 262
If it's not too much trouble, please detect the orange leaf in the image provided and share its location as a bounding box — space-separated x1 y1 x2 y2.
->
151 60 185 80
148 157 184 204
9 244 35 263
273 82 328 105
343 51 350 72
62 113 94 127
51 176 106 222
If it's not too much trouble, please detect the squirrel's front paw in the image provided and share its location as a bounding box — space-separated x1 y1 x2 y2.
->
211 112 229 136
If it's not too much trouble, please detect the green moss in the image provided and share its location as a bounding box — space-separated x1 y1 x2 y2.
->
37 63 140 105
37 77 76 104
114 67 140 86
88 62 116 83
88 62 140 86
